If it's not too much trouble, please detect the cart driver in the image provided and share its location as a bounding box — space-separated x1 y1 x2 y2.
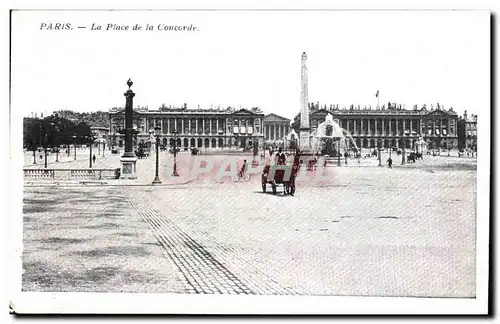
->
275 147 287 165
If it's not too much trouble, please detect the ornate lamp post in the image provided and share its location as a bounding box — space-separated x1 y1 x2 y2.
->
50 122 59 163
337 141 341 167
119 79 139 179
89 132 97 168
401 141 406 165
43 124 48 169
32 135 37 164
152 126 162 185
172 129 179 177
73 134 77 160
378 139 382 167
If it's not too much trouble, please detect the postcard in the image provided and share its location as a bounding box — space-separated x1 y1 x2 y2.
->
8 9 490 315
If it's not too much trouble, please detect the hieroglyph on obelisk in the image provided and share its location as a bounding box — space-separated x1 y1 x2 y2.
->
299 52 312 152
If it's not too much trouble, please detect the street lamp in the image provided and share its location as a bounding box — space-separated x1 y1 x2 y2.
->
401 141 406 165
73 134 77 160
152 125 162 185
172 128 179 177
378 140 382 167
337 141 341 167
344 138 348 165
89 131 97 168
32 136 37 164
43 128 48 169
50 122 59 163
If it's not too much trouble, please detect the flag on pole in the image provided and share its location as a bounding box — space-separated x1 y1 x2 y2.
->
375 90 379 98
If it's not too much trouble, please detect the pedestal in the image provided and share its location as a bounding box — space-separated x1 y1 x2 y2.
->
299 129 313 154
120 156 138 179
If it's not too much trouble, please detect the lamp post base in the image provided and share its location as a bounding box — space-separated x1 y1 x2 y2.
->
120 156 138 179
152 177 162 185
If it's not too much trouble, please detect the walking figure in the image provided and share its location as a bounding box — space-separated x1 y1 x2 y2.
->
92 154 96 164
386 157 393 169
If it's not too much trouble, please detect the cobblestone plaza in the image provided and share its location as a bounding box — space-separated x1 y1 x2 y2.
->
22 151 477 297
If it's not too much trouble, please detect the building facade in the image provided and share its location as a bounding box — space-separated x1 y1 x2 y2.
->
457 110 477 152
262 113 291 144
90 126 110 139
292 104 459 150
108 105 265 151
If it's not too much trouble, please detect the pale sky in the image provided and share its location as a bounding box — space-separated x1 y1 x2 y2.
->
11 10 489 120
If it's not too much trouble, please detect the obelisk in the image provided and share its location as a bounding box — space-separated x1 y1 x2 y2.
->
299 52 312 153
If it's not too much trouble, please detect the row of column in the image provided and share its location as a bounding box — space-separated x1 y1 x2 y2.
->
338 118 455 137
264 124 290 140
338 118 420 136
136 117 261 136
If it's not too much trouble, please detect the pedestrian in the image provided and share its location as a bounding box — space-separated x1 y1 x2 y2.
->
92 154 96 164
386 157 393 169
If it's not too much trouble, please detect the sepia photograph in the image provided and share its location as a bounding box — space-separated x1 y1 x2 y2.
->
8 8 490 314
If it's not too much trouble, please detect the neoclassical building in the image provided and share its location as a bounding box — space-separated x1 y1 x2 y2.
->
262 113 291 143
458 110 477 152
292 104 459 150
108 105 265 150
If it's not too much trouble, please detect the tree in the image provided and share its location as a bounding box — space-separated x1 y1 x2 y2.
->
23 118 41 150
74 121 91 144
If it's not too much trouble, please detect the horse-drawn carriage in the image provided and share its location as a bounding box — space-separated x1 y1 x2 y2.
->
406 150 423 163
261 155 301 195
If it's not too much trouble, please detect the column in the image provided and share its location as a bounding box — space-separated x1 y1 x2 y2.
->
181 119 185 135
361 119 364 135
160 119 164 134
388 119 392 136
210 118 213 135
381 119 385 136
396 119 399 136
433 119 436 135
187 119 191 134
202 119 205 134
410 119 413 136
196 119 199 134
273 124 276 140
402 119 406 136
216 119 219 133
353 119 357 135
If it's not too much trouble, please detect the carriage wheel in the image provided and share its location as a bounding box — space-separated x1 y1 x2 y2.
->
262 181 267 192
271 183 277 195
244 173 250 181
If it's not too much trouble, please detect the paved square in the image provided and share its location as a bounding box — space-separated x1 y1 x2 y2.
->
22 155 477 297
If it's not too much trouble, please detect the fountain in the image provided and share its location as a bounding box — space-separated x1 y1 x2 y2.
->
310 113 359 156
414 137 428 155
